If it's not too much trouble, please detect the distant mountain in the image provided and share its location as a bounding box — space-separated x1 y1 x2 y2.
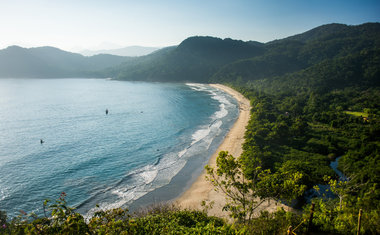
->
80 46 160 57
273 23 380 43
0 46 133 78
211 22 380 90
1 22 379 85
108 37 265 82
107 23 379 87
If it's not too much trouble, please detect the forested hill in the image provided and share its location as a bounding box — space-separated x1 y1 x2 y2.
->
106 36 265 82
0 46 132 78
2 23 378 84
275 22 380 43
109 22 380 88
1 23 380 234
212 23 380 88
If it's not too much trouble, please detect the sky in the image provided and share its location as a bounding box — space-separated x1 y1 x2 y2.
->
0 0 379 52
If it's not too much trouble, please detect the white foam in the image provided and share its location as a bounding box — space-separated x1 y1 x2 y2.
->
213 103 228 119
140 169 158 184
86 84 235 217
111 188 135 200
212 120 223 129
191 128 211 145
186 84 233 146
191 118 224 146
89 154 188 216
186 84 232 121
186 83 208 92
178 149 187 158
126 164 159 185
85 188 136 220
209 90 231 121
211 93 231 105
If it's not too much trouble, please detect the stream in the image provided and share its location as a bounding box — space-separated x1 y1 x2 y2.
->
304 156 347 202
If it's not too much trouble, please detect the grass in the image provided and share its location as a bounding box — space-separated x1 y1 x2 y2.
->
344 111 368 118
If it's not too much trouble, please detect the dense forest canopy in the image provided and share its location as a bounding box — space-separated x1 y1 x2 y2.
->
108 22 380 233
1 22 379 234
108 23 380 85
1 22 379 84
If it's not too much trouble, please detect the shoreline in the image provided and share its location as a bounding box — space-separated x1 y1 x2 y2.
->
125 83 240 212
129 83 288 217
175 84 251 217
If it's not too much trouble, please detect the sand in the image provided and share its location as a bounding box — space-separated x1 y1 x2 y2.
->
176 84 290 219
175 84 251 217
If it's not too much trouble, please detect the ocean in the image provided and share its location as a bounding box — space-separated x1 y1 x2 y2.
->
0 78 238 218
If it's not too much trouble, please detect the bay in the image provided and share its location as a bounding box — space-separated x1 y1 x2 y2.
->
0 78 238 217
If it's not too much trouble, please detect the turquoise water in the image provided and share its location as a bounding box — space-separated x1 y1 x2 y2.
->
0 79 238 217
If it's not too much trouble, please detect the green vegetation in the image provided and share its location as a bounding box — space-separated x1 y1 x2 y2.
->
227 84 380 234
106 37 265 82
2 23 379 83
201 22 379 233
1 192 305 234
0 193 238 234
205 151 305 223
106 23 380 86
0 46 132 78
344 111 369 118
1 22 379 234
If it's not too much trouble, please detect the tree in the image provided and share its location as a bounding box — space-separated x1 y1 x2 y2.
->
324 176 349 211
205 151 306 224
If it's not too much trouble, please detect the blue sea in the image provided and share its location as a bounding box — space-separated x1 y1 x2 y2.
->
0 78 238 218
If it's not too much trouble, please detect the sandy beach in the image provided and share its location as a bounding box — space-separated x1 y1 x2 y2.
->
175 84 251 217
176 84 290 219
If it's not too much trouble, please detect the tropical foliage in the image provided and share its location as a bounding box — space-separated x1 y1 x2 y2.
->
205 151 305 223
1 22 379 234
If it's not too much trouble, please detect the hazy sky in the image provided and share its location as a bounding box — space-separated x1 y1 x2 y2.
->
1 0 379 52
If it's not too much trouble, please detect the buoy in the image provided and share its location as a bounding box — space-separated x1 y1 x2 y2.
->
106 109 109 115
40 139 44 144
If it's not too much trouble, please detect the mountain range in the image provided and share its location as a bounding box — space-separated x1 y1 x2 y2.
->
1 22 379 90
80 46 160 57
0 46 133 78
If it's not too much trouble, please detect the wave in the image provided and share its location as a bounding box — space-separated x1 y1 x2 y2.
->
84 155 188 218
210 92 231 120
187 83 231 120
191 128 211 145
84 83 236 217
186 83 209 92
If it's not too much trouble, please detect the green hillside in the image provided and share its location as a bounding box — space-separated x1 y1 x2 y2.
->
107 23 380 89
108 36 265 82
0 46 132 78
0 22 379 234
105 22 380 234
212 23 380 85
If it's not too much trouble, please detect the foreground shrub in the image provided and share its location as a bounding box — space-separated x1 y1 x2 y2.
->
308 198 380 234
243 208 303 234
1 195 239 234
